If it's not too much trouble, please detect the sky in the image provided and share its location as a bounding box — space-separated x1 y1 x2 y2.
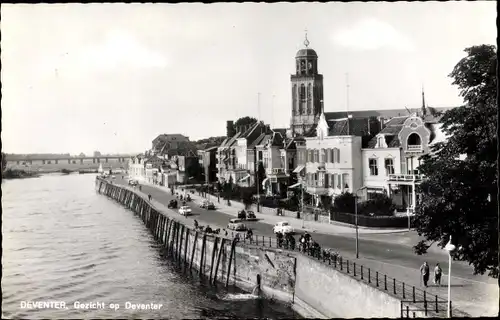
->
1 2 496 155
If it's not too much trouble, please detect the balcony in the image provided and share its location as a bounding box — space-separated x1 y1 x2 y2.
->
305 184 328 195
267 168 288 178
387 174 424 183
407 145 423 152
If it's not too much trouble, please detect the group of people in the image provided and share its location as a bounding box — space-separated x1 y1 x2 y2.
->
420 261 443 287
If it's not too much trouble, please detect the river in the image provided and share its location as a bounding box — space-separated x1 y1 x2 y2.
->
2 174 300 319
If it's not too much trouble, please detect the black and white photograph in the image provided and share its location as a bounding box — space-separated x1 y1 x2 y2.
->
1 2 498 319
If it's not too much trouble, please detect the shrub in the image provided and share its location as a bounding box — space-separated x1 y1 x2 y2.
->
331 192 355 214
358 193 396 216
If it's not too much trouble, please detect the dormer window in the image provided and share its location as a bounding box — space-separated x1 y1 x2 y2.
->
377 136 385 148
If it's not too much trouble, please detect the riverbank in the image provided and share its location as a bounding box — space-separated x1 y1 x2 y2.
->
2 169 41 180
97 177 466 318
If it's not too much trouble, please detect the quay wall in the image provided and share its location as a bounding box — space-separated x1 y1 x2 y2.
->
95 178 298 310
96 178 433 319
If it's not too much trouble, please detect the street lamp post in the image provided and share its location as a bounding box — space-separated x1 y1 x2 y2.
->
444 235 456 318
301 177 305 229
354 186 367 259
354 193 359 258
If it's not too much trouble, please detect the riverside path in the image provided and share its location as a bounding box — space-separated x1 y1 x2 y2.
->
113 177 498 317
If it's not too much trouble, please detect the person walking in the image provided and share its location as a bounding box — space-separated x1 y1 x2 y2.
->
148 194 152 201
434 263 442 286
420 261 430 287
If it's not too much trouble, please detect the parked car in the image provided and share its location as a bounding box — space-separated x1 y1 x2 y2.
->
200 200 214 209
167 200 178 209
237 210 247 220
246 211 257 220
273 221 294 234
179 206 192 216
205 201 215 210
128 179 138 186
227 218 247 231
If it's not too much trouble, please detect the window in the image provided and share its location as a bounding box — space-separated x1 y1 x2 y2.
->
332 174 337 189
314 173 318 186
337 174 342 189
258 151 263 161
314 149 319 163
369 158 378 176
300 84 306 100
343 173 349 189
407 133 422 149
320 148 326 162
325 174 330 188
307 84 312 114
332 148 340 163
385 158 395 175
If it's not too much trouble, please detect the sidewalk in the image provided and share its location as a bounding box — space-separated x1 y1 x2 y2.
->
146 183 498 317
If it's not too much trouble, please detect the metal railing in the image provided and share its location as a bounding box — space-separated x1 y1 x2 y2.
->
226 230 451 317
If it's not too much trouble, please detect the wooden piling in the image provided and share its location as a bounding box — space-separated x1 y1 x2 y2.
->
226 238 238 287
190 231 198 271
183 227 189 266
209 237 219 283
178 224 184 263
199 234 207 276
213 238 226 285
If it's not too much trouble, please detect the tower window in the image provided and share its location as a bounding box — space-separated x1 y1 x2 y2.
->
300 84 306 100
307 84 312 114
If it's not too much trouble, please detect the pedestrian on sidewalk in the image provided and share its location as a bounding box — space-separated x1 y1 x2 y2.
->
420 261 430 287
148 194 152 201
434 263 442 286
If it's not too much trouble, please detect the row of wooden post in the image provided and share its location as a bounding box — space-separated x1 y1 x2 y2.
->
96 178 236 287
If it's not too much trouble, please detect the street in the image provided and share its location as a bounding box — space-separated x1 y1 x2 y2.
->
114 177 498 317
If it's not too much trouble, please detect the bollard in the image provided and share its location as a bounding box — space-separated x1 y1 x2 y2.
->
393 278 396 294
340 257 343 271
361 265 363 280
368 268 371 283
353 263 356 276
384 275 387 290
376 272 379 287
412 286 415 303
435 295 438 312
262 236 264 246
347 260 349 273
403 282 405 299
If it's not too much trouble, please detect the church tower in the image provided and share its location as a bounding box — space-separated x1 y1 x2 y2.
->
290 32 324 136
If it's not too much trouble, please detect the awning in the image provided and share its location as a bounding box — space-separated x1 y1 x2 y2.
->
288 182 302 189
262 178 269 187
293 165 305 173
239 174 250 182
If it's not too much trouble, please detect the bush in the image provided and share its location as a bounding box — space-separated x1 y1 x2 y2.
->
358 193 396 216
331 192 355 214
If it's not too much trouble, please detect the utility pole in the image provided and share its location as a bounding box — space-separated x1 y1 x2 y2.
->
301 177 305 228
254 145 260 212
346 73 350 135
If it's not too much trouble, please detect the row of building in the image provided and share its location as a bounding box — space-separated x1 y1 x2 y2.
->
128 34 454 214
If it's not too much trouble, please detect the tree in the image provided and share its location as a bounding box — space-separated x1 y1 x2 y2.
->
226 121 236 137
413 45 498 278
1 152 6 172
257 161 266 189
234 116 258 128
331 192 356 214
241 188 254 209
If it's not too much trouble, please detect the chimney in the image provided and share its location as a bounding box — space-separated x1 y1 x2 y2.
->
226 120 235 138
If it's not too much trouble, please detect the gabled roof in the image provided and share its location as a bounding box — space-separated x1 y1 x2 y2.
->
327 117 371 137
366 116 408 148
324 106 455 121
248 132 267 148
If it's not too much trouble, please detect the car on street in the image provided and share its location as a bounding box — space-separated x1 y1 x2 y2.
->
128 179 138 186
179 206 192 216
273 221 294 234
237 210 247 220
167 199 178 209
200 200 216 210
227 218 247 231
246 211 257 220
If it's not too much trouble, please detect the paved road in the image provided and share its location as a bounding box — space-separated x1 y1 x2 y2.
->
112 177 498 316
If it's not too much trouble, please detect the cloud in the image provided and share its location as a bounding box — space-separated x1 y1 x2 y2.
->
333 18 415 51
80 30 168 69
38 29 167 77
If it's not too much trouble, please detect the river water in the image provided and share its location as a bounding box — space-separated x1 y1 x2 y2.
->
2 174 299 319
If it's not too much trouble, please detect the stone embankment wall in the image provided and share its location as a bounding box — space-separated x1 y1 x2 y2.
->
96 178 435 319
95 178 297 309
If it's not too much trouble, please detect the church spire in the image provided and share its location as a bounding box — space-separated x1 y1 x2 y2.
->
421 85 427 116
304 28 310 48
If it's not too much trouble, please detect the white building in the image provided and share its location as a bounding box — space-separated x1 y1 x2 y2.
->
302 113 364 206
